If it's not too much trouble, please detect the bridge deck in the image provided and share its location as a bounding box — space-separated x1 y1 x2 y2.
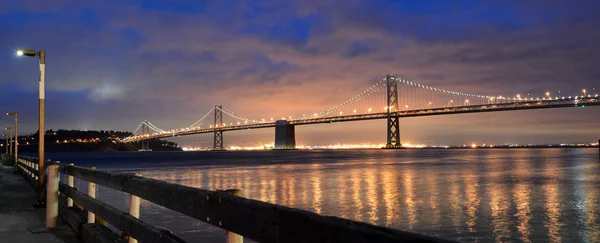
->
0 165 80 243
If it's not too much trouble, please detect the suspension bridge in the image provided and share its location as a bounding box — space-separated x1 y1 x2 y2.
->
122 75 600 150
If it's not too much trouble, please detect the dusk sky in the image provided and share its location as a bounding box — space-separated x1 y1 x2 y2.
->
1 0 599 147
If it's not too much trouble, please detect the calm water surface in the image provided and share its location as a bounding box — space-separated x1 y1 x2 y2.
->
44 149 600 242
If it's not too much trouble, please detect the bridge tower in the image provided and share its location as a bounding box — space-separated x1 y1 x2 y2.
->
213 105 224 150
386 74 401 148
141 120 150 151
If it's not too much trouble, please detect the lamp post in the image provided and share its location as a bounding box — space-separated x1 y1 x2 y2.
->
4 127 12 163
16 48 45 204
6 112 18 168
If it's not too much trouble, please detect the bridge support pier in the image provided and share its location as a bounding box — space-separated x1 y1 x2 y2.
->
274 120 296 150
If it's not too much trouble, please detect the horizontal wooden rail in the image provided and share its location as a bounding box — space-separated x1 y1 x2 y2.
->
56 163 452 243
59 183 185 243
59 164 136 190
19 156 40 164
16 157 40 191
19 161 38 177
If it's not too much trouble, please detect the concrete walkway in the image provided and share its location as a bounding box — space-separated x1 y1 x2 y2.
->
0 165 80 243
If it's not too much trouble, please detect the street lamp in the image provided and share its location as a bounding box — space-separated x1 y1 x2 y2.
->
583 89 587 97
6 112 18 168
4 127 12 163
3 134 7 155
545 92 550 99
16 47 46 204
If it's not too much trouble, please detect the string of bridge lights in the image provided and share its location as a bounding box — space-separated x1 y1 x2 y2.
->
396 78 499 99
216 107 264 124
395 77 597 101
124 76 597 141
296 77 597 121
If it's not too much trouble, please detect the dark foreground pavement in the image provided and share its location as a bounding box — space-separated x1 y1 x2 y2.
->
0 165 80 243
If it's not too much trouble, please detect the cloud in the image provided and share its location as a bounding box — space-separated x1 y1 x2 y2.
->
88 83 125 102
1 0 599 144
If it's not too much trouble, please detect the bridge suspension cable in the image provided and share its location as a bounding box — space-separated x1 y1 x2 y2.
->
295 79 387 120
143 121 168 133
216 106 261 123
130 123 143 136
396 78 506 100
187 107 215 128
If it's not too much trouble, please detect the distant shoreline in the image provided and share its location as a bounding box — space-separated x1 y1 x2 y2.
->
184 145 599 151
410 145 598 149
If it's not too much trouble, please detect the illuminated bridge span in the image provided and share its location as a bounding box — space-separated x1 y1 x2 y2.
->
122 75 599 150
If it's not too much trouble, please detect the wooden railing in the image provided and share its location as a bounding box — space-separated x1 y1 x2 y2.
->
16 156 41 191
17 156 453 243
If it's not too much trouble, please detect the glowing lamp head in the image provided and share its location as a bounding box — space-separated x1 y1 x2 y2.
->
15 48 37 57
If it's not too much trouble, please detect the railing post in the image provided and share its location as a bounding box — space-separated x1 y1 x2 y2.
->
56 161 60 181
225 189 243 243
67 163 74 207
87 166 96 223
46 164 59 229
128 173 142 243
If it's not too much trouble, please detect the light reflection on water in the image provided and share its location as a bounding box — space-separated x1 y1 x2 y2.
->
52 148 600 242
